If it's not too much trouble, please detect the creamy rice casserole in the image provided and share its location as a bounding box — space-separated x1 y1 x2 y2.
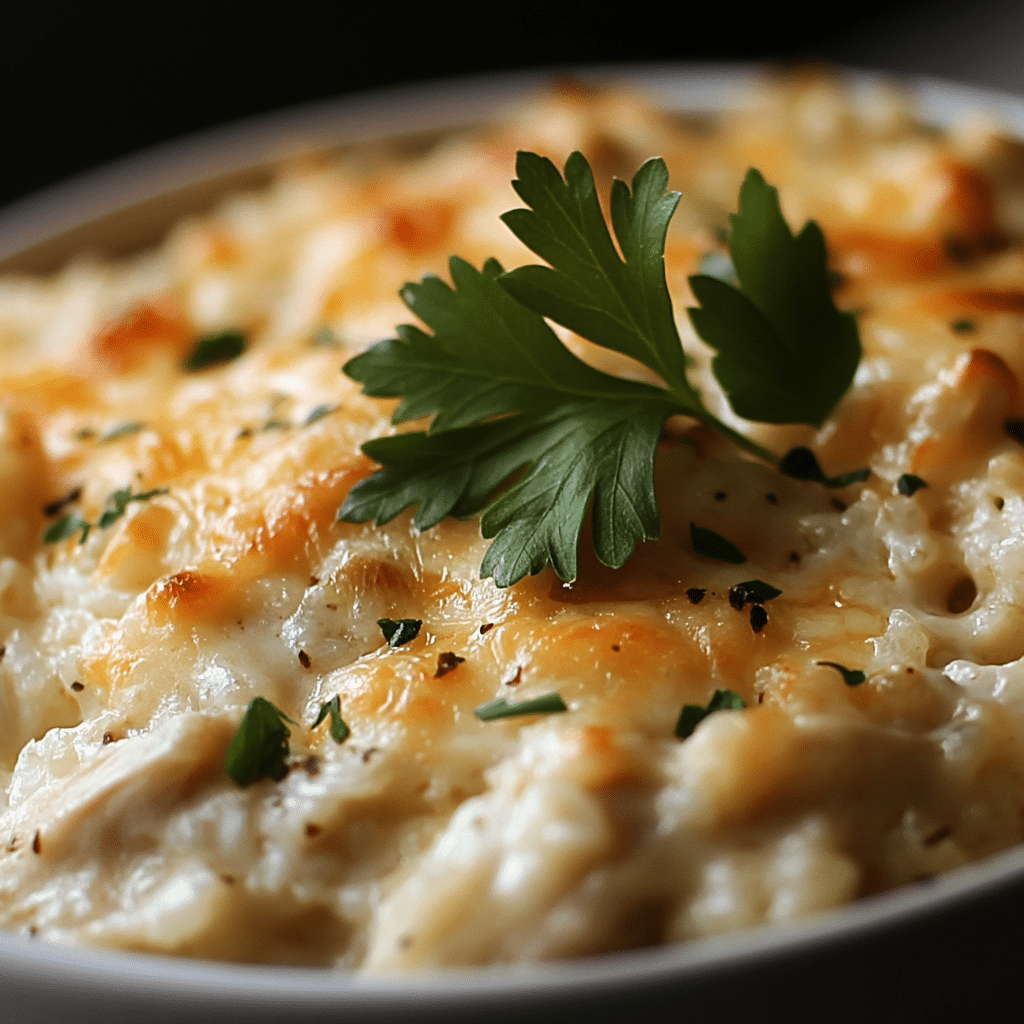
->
3 71 1024 970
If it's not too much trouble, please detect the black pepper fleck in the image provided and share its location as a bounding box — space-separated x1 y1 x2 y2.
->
749 605 768 633
305 822 323 838
298 650 312 669
31 831 40 855
302 755 321 776
102 732 113 745
831 498 847 512
479 622 494 634
435 652 465 678
686 587 706 604
765 493 779 505
611 644 620 652
70 681 84 692
362 747 379 763
789 551 801 563
714 490 727 501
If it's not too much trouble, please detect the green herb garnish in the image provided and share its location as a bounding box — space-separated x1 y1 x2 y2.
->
779 447 870 488
817 661 866 686
304 404 337 425
313 695 350 743
690 523 746 563
728 579 782 609
183 329 246 371
688 169 860 427
378 617 422 647
96 486 168 529
224 697 296 786
340 154 859 587
99 422 144 443
897 473 928 496
474 692 568 721
42 485 167 545
42 512 90 545
675 688 745 739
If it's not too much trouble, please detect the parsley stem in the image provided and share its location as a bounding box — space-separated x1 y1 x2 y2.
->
691 407 777 463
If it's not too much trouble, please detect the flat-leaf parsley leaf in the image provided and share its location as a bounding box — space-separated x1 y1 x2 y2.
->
688 169 860 427
340 153 859 586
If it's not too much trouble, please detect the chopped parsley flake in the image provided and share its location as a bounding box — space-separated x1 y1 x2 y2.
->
183 329 246 371
99 421 144 443
780 447 870 488
690 523 746 563
378 617 422 646
96 486 168 529
41 485 167 545
675 688 745 739
897 473 928 496
313 695 350 743
474 692 568 720
42 512 91 545
817 661 866 686
304 404 337 425
728 579 782 609
224 697 296 786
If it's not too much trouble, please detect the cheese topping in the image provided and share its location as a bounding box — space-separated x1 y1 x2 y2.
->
3 72 1024 969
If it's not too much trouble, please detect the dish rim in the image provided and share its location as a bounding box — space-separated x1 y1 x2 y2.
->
3 59 1024 1011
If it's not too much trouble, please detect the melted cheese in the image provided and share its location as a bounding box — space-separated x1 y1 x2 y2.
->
3 72 1024 969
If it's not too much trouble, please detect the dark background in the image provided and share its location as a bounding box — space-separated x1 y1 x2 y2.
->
7 0 1022 212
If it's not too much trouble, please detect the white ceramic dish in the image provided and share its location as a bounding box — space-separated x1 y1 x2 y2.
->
3 63 1024 1023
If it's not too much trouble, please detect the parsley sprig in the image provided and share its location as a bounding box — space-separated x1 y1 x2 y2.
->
340 154 859 587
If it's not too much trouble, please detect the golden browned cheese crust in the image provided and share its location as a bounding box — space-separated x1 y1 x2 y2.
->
3 72 1024 968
